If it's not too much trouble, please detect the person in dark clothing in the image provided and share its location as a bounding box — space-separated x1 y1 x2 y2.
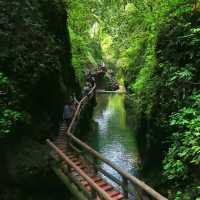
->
82 82 92 97
63 101 75 126
90 74 96 85
86 72 95 85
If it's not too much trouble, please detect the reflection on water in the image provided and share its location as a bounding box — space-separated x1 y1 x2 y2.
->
82 93 140 197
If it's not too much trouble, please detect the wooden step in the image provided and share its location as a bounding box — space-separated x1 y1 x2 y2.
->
96 181 107 187
100 184 113 191
75 163 82 167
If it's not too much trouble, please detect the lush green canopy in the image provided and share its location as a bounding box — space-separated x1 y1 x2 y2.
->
67 0 200 199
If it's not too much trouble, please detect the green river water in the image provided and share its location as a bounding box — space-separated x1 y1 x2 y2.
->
82 93 140 198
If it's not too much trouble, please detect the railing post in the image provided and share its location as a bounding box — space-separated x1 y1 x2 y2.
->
122 177 128 199
92 156 98 175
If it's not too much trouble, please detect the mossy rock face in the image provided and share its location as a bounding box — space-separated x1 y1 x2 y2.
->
0 0 78 139
0 0 78 199
0 137 71 200
5 139 48 184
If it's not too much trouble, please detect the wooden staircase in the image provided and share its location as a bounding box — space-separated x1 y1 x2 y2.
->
62 152 124 200
47 83 168 200
51 120 124 199
54 122 67 153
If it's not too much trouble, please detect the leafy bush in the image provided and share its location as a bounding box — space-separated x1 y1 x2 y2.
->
163 93 200 199
0 0 77 139
66 0 102 86
108 1 200 198
0 73 25 138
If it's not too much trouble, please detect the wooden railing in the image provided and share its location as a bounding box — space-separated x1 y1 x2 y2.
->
47 139 113 200
67 83 96 134
47 82 168 200
67 134 167 200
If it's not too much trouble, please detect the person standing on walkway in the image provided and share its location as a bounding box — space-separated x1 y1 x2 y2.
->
87 72 96 85
82 82 92 97
63 100 75 126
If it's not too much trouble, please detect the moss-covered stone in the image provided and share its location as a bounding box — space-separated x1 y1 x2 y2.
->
0 0 79 199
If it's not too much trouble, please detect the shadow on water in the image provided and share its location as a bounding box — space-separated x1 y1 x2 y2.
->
81 93 141 199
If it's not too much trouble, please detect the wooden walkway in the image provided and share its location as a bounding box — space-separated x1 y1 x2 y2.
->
47 83 168 200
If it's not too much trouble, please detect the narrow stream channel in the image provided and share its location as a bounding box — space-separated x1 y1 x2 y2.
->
82 93 140 198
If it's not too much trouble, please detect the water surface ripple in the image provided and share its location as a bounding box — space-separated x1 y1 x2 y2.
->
83 93 140 198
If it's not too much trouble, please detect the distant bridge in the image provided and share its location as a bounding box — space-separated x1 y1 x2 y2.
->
46 83 168 200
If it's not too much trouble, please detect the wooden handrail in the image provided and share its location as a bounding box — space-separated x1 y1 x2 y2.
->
67 83 96 134
47 139 113 200
47 81 168 200
67 134 168 200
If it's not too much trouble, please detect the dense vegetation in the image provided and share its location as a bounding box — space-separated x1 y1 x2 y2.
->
0 0 77 199
115 2 200 199
1 0 200 199
65 0 120 87
0 0 78 140
66 0 103 86
66 0 200 199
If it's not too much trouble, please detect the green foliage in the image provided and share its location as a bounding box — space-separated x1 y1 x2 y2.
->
0 109 24 138
66 0 103 86
163 93 200 199
0 0 77 139
69 28 88 85
0 1 81 200
99 0 200 198
65 1 200 198
0 73 25 138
